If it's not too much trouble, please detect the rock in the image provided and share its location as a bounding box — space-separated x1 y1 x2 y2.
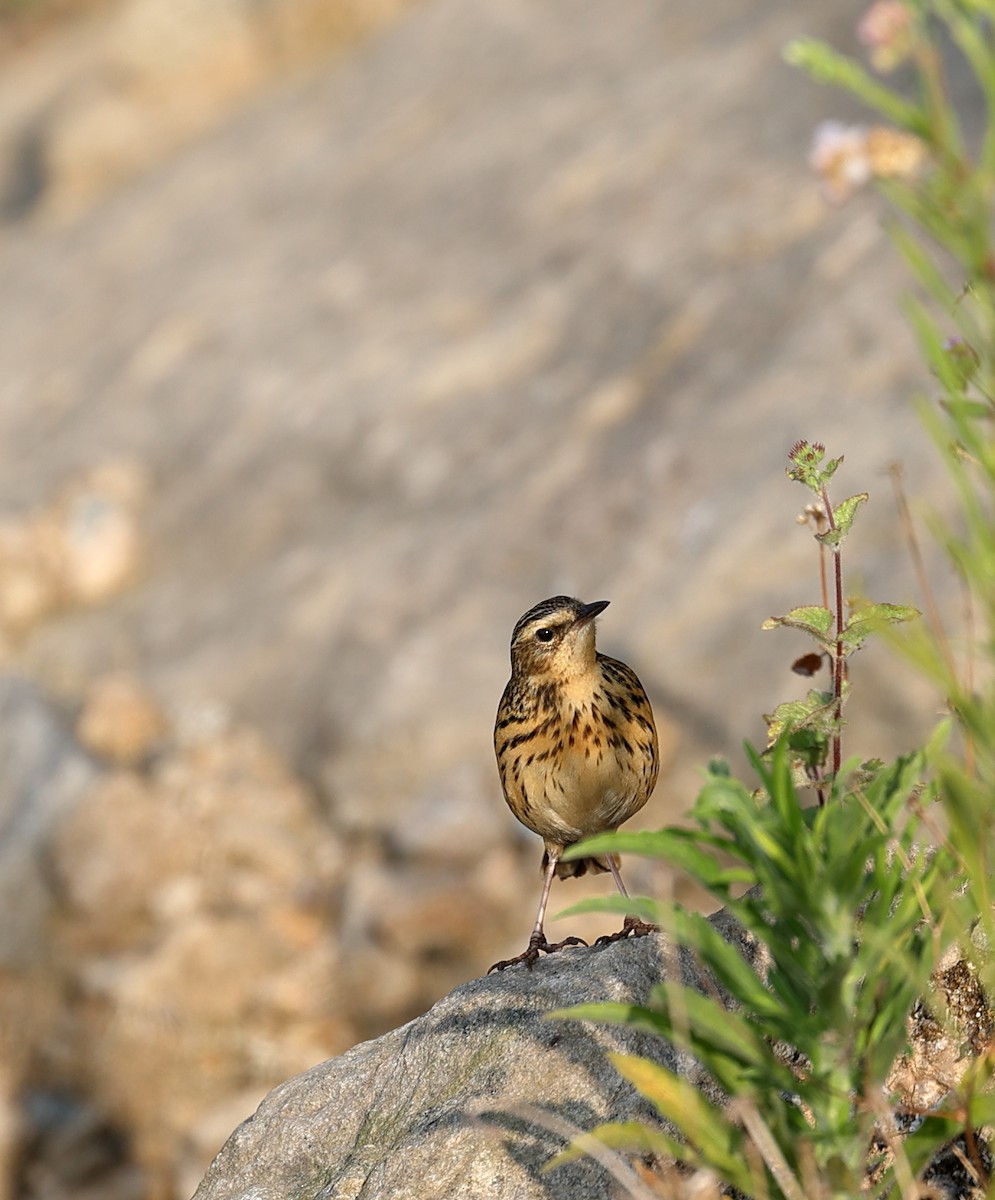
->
2 707 353 1200
76 672 168 764
0 674 96 968
0 0 419 222
16 1090 146 1200
0 515 61 634
58 461 148 604
0 675 97 1200
0 462 146 638
192 933 688 1200
192 911 995 1200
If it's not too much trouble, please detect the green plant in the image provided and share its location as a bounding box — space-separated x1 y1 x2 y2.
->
546 450 945 1198
544 2 995 1194
787 0 995 1029
552 745 946 1198
762 440 917 804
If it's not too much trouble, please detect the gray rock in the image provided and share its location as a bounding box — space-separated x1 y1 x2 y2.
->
0 0 412 222
0 675 97 1199
192 911 993 1200
0 673 95 966
193 934 689 1200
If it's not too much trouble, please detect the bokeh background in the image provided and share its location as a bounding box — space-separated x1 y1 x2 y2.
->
0 0 959 1196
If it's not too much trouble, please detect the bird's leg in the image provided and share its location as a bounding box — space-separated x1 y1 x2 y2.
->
488 848 587 971
594 857 659 945
607 856 630 899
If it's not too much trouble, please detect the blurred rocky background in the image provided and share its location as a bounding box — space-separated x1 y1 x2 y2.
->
0 0 960 1196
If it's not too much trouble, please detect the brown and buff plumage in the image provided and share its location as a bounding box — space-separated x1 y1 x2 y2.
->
490 596 659 970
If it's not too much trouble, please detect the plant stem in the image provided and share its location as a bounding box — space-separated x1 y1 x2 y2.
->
820 485 844 785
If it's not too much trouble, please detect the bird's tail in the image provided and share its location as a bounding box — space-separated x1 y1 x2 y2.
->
545 851 619 880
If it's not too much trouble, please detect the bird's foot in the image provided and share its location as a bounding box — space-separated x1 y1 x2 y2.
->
488 931 588 972
593 915 659 947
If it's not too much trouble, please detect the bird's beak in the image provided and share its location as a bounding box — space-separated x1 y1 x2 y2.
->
575 599 610 626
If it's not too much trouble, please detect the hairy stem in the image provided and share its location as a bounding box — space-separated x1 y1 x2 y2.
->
820 485 844 786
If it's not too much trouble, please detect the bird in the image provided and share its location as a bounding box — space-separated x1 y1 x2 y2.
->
489 595 659 970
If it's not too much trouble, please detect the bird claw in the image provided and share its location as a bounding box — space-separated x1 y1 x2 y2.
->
593 916 659 947
488 932 588 972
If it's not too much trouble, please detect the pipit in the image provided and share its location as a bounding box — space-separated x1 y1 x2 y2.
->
490 596 659 971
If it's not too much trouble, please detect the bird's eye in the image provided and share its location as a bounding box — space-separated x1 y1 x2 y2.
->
535 628 554 643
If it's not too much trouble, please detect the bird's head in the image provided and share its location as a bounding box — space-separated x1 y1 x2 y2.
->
508 595 609 680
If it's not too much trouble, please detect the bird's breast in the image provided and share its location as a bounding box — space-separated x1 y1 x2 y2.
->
508 678 651 843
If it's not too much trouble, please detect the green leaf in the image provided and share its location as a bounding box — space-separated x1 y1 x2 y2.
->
889 225 961 316
544 1120 686 1171
831 492 868 537
785 725 830 773
783 38 927 133
560 829 755 890
560 827 711 861
940 397 993 421
815 493 869 546
761 605 834 642
606 1054 756 1190
966 1091 995 1127
761 736 802 820
650 987 799 1095
942 0 995 172
764 690 835 745
554 993 794 1098
900 297 989 426
664 908 787 1022
552 893 662 924
841 603 921 650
